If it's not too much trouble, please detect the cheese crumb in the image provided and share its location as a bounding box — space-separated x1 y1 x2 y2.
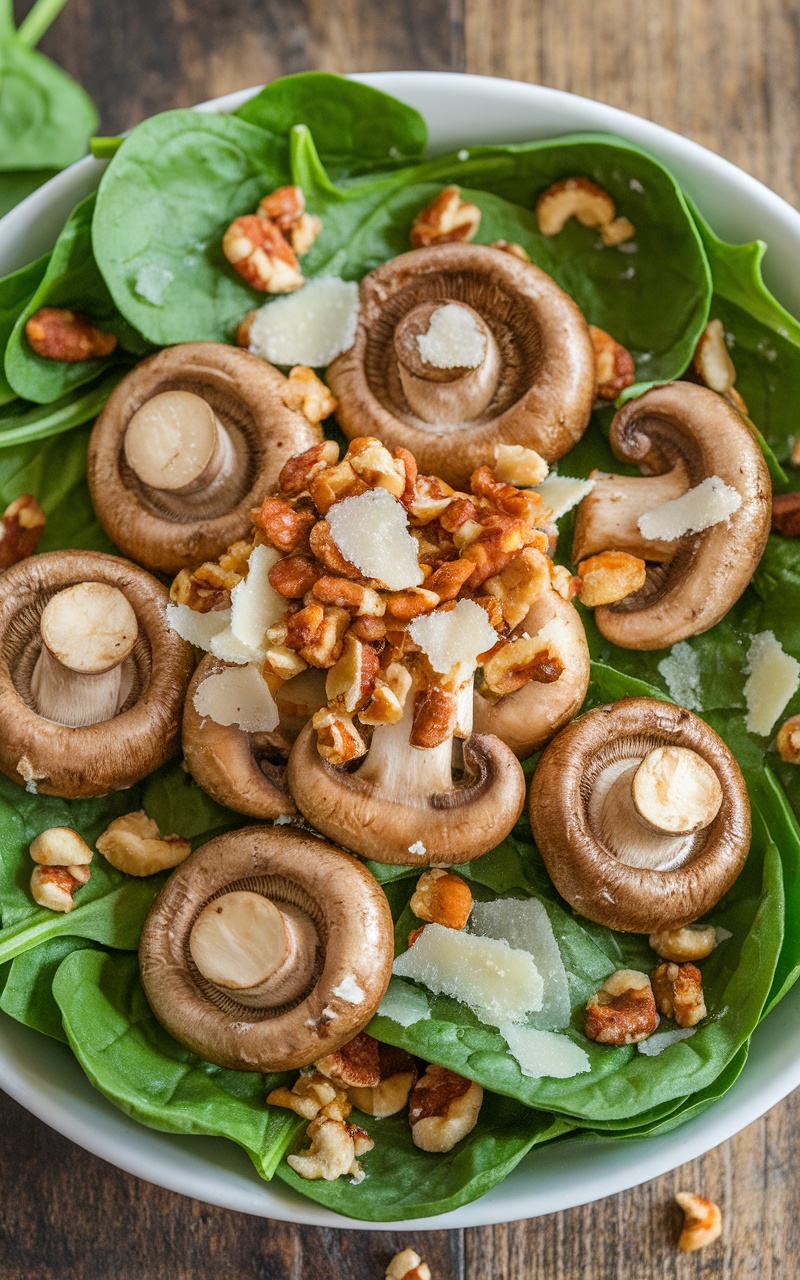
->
743 630 800 735
637 475 742 542
657 641 703 711
248 277 360 367
416 303 486 369
327 488 423 590
376 978 431 1027
408 598 498 675
499 1024 590 1078
469 898 571 1031
408 840 427 856
193 662 279 732
166 602 231 650
637 1026 697 1057
533 473 595 520
331 975 366 1005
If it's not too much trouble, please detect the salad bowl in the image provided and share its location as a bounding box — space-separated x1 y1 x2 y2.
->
1 70 800 1230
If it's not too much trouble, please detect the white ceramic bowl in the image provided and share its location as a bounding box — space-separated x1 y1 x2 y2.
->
1 72 799 1230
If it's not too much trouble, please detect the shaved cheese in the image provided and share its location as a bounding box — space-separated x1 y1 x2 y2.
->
657 641 702 711
248 277 360 367
327 488 423 590
392 922 543 1027
376 978 431 1027
209 627 260 666
193 662 279 732
416 303 486 369
408 598 498 675
637 475 741 542
637 1026 697 1056
743 630 800 735
470 898 571 1031
166 602 231 650
230 544 284 658
331 975 365 1005
533 473 595 520
499 1025 590 1078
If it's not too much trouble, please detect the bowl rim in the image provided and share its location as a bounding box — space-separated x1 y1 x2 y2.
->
1 69 799 1231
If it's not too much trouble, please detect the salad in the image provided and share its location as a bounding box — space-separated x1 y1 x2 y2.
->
1 72 800 1224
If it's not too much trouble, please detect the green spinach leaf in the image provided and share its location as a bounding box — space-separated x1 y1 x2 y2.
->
0 251 49 404
0 368 124 448
0 935 96 1040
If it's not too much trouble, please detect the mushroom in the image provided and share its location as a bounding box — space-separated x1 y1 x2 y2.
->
88 343 322 575
572 381 771 649
528 697 750 933
139 825 394 1071
473 588 590 757
182 655 326 819
326 244 596 489
0 550 193 798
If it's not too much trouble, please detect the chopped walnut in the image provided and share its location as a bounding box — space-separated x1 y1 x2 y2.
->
268 553 321 599
409 186 481 248
600 216 636 246
325 632 380 713
386 1250 432 1280
649 924 717 963
286 1116 373 1181
347 437 407 498
577 550 647 607
222 215 303 292
346 1043 418 1119
408 1065 483 1152
651 962 707 1028
96 811 191 877
359 663 412 726
585 969 659 1046
777 713 800 763
550 563 581 602
252 496 316 553
536 177 616 236
481 634 564 698
30 826 93 867
490 239 531 263
410 686 457 749
308 520 365 578
312 707 367 765
771 493 800 538
589 325 636 400
25 307 117 362
280 366 337 425
279 440 341 496
383 587 440 621
312 576 385 617
268 1072 352 1122
675 1191 723 1252
262 645 308 683
692 319 737 395
410 868 472 930
483 545 551 629
30 864 87 913
407 474 454 524
257 184 306 234
309 459 368 515
316 1032 382 1089
0 495 46 568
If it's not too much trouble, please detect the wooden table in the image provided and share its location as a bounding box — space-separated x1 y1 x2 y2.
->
3 0 799 1274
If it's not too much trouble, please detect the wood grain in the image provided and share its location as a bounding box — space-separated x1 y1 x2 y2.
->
3 0 800 1276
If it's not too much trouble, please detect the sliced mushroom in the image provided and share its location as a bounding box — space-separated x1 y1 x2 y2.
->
529 697 750 932
139 825 394 1071
572 381 771 649
88 343 321 575
473 588 590 757
326 244 596 489
0 550 193 797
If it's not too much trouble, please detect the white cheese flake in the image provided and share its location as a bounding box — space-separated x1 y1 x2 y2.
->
327 488 423 590
533 473 595 520
416 303 486 369
408 840 427 856
657 641 702 711
392 922 543 1027
193 662 279 733
376 978 431 1028
637 1026 697 1057
166 602 231 651
499 1024 590 1078
743 630 800 735
209 627 259 666
134 263 173 306
248 277 360 367
331 975 366 1005
230 544 284 658
469 898 571 1031
408 598 498 675
637 475 742 542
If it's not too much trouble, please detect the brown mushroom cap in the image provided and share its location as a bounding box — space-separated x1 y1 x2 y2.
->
87 343 321 575
139 825 395 1072
529 697 751 932
0 550 193 798
326 244 596 489
473 588 590 757
288 720 526 866
572 381 771 649
182 653 296 820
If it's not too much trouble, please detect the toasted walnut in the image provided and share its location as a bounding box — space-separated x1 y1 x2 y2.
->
235 309 257 348
279 440 341 496
550 563 581 602
268 1071 352 1122
258 184 306 233
470 466 544 524
0 495 46 568
291 212 323 256
407 474 454 524
347 1043 418 1119
483 546 551 629
440 496 479 534
493 443 548 488
359 662 412 726
252 496 316 553
30 864 85 913
308 459 368 515
409 185 481 248
268 554 321 599
600 216 636 246
536 177 616 236
299 605 350 667
410 687 457 749
222 215 303 292
676 1192 723 1252
25 307 117 362
346 437 407 498
169 567 229 614
312 707 367 765
95 811 191 877
192 560 242 592
490 239 531 263
585 969 659 1045
316 1031 381 1088
284 602 326 651
308 520 365 579
577 550 647 607
425 558 476 603
281 366 337 425
652 962 707 1028
481 635 564 698
349 615 388 644
588 325 636 400
262 645 308 683
313 575 385 617
409 1065 483 1153
771 493 800 538
287 1116 373 1182
393 445 418 507
693 319 737 395
649 925 717 963
30 827 93 867
777 713 800 763
410 868 472 930
407 926 426 947
325 633 380 713
383 587 440 621
386 1250 432 1280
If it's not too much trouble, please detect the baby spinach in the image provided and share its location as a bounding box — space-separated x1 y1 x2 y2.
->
0 251 49 404
0 170 59 219
0 424 113 552
53 949 303 1181
0 935 97 1041
0 368 125 448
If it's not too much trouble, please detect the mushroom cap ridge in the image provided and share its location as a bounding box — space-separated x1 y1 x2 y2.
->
139 825 395 1072
88 343 321 575
593 381 771 650
0 549 193 798
528 697 751 933
326 243 596 489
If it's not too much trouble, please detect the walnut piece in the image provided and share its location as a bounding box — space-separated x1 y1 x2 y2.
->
652 962 707 1028
268 1071 352 1122
325 632 380 714
493 443 548 488
410 868 473 930
577 550 647 607
777 713 800 763
675 1191 722 1252
409 186 481 248
692 318 737 395
95 811 191 877
409 1064 483 1152
279 440 341 496
490 239 532 263
0 495 46 568
222 215 303 293
30 826 93 867
347 1043 418 1119
25 307 117 362
588 325 636 400
286 1116 373 1182
481 635 564 698
771 493 800 538
280 366 337 425
536 177 616 236
30 864 87 913
386 1249 432 1280
312 707 367 765
585 969 659 1046
649 925 717 963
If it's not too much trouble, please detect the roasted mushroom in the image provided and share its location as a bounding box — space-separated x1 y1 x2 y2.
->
139 825 394 1071
572 381 771 649
529 697 750 932
326 244 596 488
88 343 321 575
0 550 192 797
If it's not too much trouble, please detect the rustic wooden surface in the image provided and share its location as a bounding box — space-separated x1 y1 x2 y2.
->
3 0 799 1275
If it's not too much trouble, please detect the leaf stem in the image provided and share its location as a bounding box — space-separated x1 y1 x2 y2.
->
16 0 71 47
0 0 15 39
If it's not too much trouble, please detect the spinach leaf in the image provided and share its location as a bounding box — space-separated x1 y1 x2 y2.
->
93 111 291 346
52 949 302 1181
0 170 59 218
235 73 427 181
141 760 242 845
0 935 96 1041
4 193 145 404
0 252 49 404
0 368 124 448
0 425 113 552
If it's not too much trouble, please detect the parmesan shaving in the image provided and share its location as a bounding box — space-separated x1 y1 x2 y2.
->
743 630 800 735
637 1026 697 1057
166 602 231 650
230 544 284 657
193 662 279 732
637 475 741 542
376 978 431 1028
533 473 595 520
416 303 487 369
327 488 423 590
209 627 258 666
499 1024 591 1078
247 277 360 367
331 975 366 1005
408 598 498 675
657 641 703 711
469 898 571 1031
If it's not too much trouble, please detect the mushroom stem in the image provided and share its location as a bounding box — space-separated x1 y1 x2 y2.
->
572 464 689 564
357 692 455 802
590 745 723 871
30 582 137 727
394 302 501 426
189 890 318 1009
123 390 239 508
